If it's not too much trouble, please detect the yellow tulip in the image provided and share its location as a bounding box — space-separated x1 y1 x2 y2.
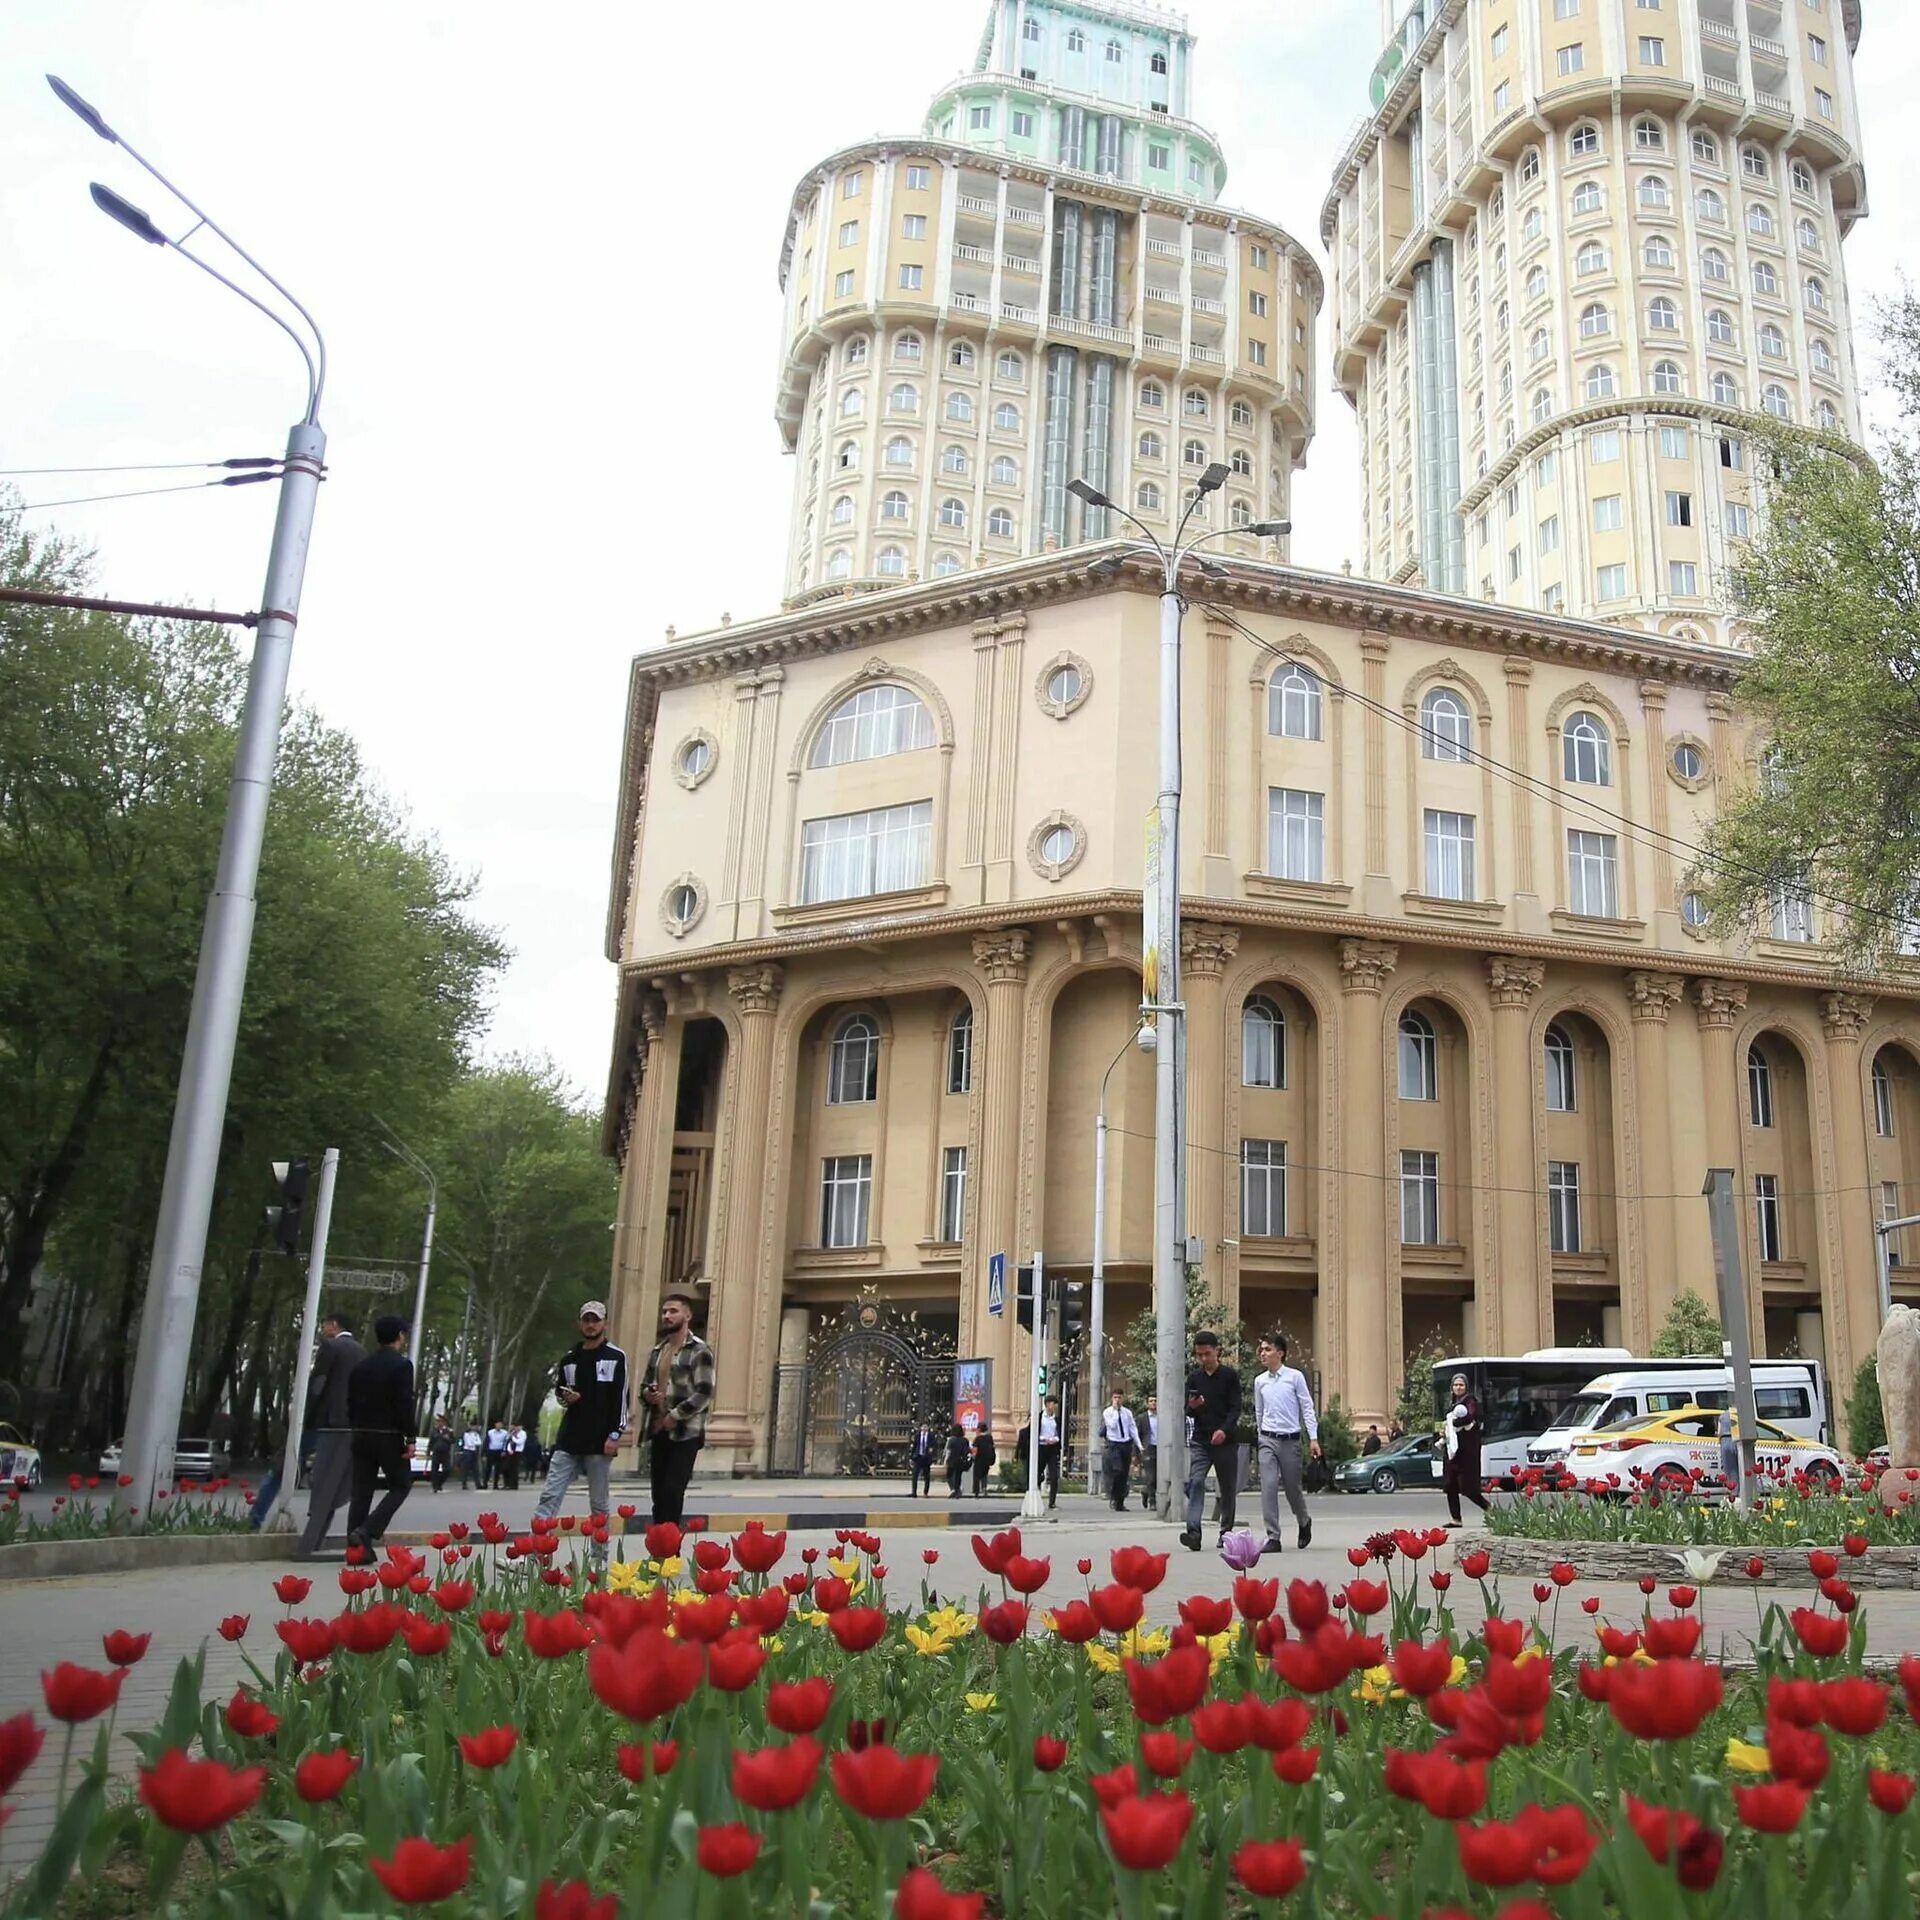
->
905 1625 953 1656
965 1692 997 1712
1086 1643 1121 1674
1725 1737 1772 1774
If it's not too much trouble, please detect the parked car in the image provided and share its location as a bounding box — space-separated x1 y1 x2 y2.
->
1561 1405 1844 1495
97 1437 230 1480
409 1439 431 1477
1333 1431 1444 1495
0 1423 43 1488
1526 1361 1828 1469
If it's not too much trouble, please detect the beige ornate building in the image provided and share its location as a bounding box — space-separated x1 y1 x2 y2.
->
603 1 1904 1472
1325 0 1867 639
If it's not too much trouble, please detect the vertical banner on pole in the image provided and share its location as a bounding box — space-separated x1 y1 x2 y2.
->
1023 1250 1049 1520
1140 809 1161 1004
1703 1169 1761 1510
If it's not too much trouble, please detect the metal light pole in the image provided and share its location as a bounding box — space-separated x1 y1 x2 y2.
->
1875 1213 1920 1329
265 1148 339 1531
48 76 330 1517
379 1122 439 1404
1069 481 1290 1521
1087 1023 1156 1490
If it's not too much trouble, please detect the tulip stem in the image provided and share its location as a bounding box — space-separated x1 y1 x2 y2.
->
54 1722 74 1816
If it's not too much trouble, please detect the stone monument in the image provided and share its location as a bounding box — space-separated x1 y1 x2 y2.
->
1875 1306 1920 1513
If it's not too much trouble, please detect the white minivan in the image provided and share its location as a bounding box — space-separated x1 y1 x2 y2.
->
1526 1359 1828 1469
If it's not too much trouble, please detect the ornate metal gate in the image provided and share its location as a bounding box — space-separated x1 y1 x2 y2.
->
767 1299 956 1477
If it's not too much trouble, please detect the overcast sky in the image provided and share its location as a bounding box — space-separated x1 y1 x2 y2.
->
5 2 1916 1104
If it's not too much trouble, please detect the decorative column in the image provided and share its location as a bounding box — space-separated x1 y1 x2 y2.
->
1694 977 1758 1356
1486 956 1547 1354
1626 972 1686 1343
1503 658 1537 910
610 997 673 1412
1337 939 1397 1424
971 928 1032 1435
1820 991 1878 1393
705 963 785 1457
1181 922 1240 1310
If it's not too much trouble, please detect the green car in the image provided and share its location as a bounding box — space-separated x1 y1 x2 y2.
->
1333 1431 1445 1495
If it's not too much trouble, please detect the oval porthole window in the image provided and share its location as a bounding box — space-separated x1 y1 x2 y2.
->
667 884 700 925
1671 741 1703 781
1680 892 1710 928
1047 663 1082 706
679 739 712 780
1039 824 1075 865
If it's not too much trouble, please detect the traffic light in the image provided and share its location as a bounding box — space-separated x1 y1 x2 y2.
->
1015 1263 1038 1332
1061 1280 1087 1347
1037 1364 1049 1395
267 1158 309 1256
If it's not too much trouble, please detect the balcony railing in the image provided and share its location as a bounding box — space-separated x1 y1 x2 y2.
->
1189 343 1225 366
1052 315 1131 344
1192 249 1227 273
1002 253 1040 275
1755 88 1791 114
953 242 992 264
956 193 995 216
1704 75 1743 101
1146 284 1181 306
1143 331 1178 353
1006 205 1044 227
1000 301 1038 323
1750 31 1787 60
1700 18 1738 45
1146 237 1185 260
951 291 984 312
1193 295 1226 317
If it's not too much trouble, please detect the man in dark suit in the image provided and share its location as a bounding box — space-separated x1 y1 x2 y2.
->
908 1423 936 1497
344 1314 416 1551
295 1311 365 1557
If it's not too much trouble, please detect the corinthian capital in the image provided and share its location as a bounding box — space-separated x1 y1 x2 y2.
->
1693 977 1749 1031
1180 921 1240 978
1820 992 1874 1043
1625 971 1686 1024
972 927 1033 985
726 963 785 1017
1338 939 1399 995
1485 954 1546 1009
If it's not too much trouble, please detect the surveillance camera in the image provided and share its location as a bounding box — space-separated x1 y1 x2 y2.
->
1134 1022 1158 1053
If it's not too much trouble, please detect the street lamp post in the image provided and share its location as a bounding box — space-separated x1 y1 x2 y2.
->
379 1122 440 1405
48 76 329 1517
1875 1214 1920 1329
1087 1022 1157 1492
1067 480 1290 1522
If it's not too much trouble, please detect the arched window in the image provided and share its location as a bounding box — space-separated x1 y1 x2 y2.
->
990 454 1018 485
1797 217 1821 253
1137 481 1163 511
946 390 974 423
1183 389 1210 418
987 505 1015 537
1268 664 1323 740
1421 687 1472 761
1652 360 1683 395
1139 429 1163 460
1242 995 1286 1088
1748 1043 1775 1128
1563 710 1613 786
942 444 970 474
889 383 919 414
1644 235 1674 269
1528 327 1550 364
1576 241 1608 276
1792 160 1816 196
1569 123 1601 159
1183 438 1209 466
1874 1055 1895 1137
1702 247 1731 283
879 489 910 521
1758 322 1787 359
1526 265 1549 303
1747 203 1775 237
1229 497 1253 528
1648 296 1679 331
1230 398 1255 429
1572 181 1604 217
1707 309 1736 345
947 1007 973 1094
884 436 913 467
1531 386 1553 425
1742 146 1770 181
1399 1011 1438 1101
1711 371 1740 406
948 339 975 370
811 683 936 767
1763 384 1792 421
1692 130 1720 167
1138 379 1164 409
1522 207 1544 244
997 349 1024 379
1815 398 1839 430
939 497 967 528
1230 448 1254 476
1634 118 1665 151
1805 275 1828 311
1753 260 1779 296
1521 147 1542 183
837 440 859 471
993 402 1021 431
1579 302 1611 339
1583 363 1616 400
827 1013 881 1105
1545 1024 1577 1112
839 388 864 417
1696 188 1726 224
893 332 923 362
845 336 870 367
932 551 962 577
875 546 906 577
1638 174 1671 210
830 494 855 526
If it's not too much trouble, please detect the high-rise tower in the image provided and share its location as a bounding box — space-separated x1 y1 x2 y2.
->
1324 0 1868 643
774 1 1321 604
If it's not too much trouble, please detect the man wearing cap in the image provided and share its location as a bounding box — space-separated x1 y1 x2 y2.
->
534 1299 631 1540
641 1291 715 1527
344 1314 416 1552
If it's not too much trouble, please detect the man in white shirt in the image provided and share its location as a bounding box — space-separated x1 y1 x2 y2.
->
1253 1332 1321 1555
458 1424 483 1490
1140 1394 1160 1511
1099 1389 1141 1510
1036 1396 1062 1508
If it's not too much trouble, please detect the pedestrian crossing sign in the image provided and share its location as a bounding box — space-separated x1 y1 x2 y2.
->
987 1251 1006 1316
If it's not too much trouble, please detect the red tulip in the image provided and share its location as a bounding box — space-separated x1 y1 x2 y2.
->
522 1608 593 1659
101 1631 150 1668
399 1614 451 1658
1003 1554 1051 1594
534 1881 619 1920
1271 1743 1320 1785
1345 1579 1389 1617
1807 1549 1840 1580
977 1600 1029 1645
216 1614 249 1642
894 1867 986 1920
828 1606 890 1652
1100 1787 1193 1871
294 1747 359 1802
1734 1781 1811 1833
1389 1638 1455 1698
830 1744 939 1820
1768 1677 1823 1727
1240 1694 1312 1752
1820 1676 1889 1737
1048 1600 1103 1644
1032 1734 1068 1771
137 1747 267 1833
1346 1546 1371 1569
768 1677 834 1735
1457 1803 1597 1887
369 1834 474 1904
0 1713 46 1796
1790 1608 1850 1659
1138 1731 1192 1778
1596 1626 1640 1661
1667 1585 1698 1609
1384 1745 1486 1820
1607 1659 1723 1741
40 1663 126 1724
1460 1549 1492 1579
1843 1532 1870 1558
223 1688 280 1739
477 1608 514 1638
732 1523 787 1575
1485 1655 1552 1718
272 1574 311 1606
1642 1615 1701 1659
971 1527 1022 1577
696 1822 763 1877
1532 1583 1552 1605
1109 1545 1168 1593
1090 1762 1138 1808
332 1603 406 1655
1579 1596 1600 1615
731 1736 822 1811
1124 1644 1211 1724
273 1617 334 1666
1089 1584 1145 1634
1189 1699 1251 1755
589 1628 704 1722
1285 1579 1330 1633
432 1580 474 1613
1766 1718 1829 1789
644 1521 684 1560
1622 1795 1724 1890
458 1725 519 1769
1547 1561 1577 1587
1745 1556 1767 1580
615 1740 679 1782
1231 1576 1278 1621
1482 1616 1527 1660
1232 1837 1306 1899
1178 1594 1235 1637
674 1595 735 1642
1869 1769 1917 1815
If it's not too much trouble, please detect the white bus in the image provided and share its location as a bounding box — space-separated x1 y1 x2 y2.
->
1526 1360 1829 1467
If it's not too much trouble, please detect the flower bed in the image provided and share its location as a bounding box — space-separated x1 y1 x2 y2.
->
2 1476 255 1547
8 1514 1920 1917
1467 1532 1920 1591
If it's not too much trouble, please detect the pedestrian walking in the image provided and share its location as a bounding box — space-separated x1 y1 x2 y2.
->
1361 1425 1383 1456
1140 1394 1159 1510
1252 1332 1320 1556
484 1419 508 1488
344 1315 416 1552
533 1299 631 1540
427 1419 453 1493
1180 1331 1242 1551
943 1423 970 1497
295 1312 365 1558
458 1423 482 1490
505 1422 527 1491
1036 1395 1062 1508
908 1423 936 1497
970 1425 996 1496
1100 1388 1140 1510
1442 1372 1490 1528
641 1292 715 1527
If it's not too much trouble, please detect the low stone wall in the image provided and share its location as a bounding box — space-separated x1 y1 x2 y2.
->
0 1531 289 1583
1457 1531 1920 1590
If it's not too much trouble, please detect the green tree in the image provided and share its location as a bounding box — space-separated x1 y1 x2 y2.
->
1112 1267 1253 1399
1397 1332 1452 1436
1650 1288 1723 1358
1694 291 1920 957
1318 1394 1360 1472
1847 1352 1887 1457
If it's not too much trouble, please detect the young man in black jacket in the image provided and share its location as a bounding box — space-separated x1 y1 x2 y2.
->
1180 1330 1243 1551
534 1298 630 1539
344 1315 415 1552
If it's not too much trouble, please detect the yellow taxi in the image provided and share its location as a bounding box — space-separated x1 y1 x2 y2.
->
1564 1403 1843 1496
0 1421 43 1488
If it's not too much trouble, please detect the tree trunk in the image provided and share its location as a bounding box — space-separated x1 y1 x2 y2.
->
192 1237 264 1435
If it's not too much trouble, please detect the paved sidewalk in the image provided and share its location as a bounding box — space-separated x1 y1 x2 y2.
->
10 1494 1920 1883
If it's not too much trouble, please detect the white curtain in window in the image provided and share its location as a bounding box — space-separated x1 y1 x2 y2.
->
800 801 933 903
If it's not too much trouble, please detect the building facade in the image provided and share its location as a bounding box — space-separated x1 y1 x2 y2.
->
775 0 1319 604
1324 0 1867 639
604 1 1903 1474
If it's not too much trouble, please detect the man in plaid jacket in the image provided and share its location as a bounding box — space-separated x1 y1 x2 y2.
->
642 1291 716 1525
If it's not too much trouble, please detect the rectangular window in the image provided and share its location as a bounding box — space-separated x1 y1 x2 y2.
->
1011 110 1034 137
939 1146 967 1243
1771 889 1814 942
1189 156 1206 182
948 1015 972 1094
1754 1173 1783 1262
844 172 864 199
1815 88 1834 119
1659 424 1689 459
1554 0 1581 14
1424 810 1477 901
1148 143 1169 169
1721 435 1746 471
838 221 859 247
1809 33 1828 62
1249 339 1268 366
821 1155 873 1249
1505 483 1520 517
799 801 933 904
1543 583 1565 612
1877 1069 1896 1138
905 164 930 190
1267 787 1325 882
1590 429 1620 462
1884 1182 1904 1264
834 270 855 297
1478 512 1490 547
1638 36 1666 64
1595 562 1627 598
1557 45 1585 76
968 106 992 130
1508 544 1523 582
902 214 927 240
1727 501 1752 537
1548 1162 1583 1253
1568 829 1620 916
1241 1139 1288 1238
1251 243 1269 269
1537 449 1558 485
1491 25 1510 55
1493 80 1512 112
1593 494 1624 532
1249 291 1269 317
899 264 924 290
1539 514 1561 554
1400 1151 1440 1245
1666 490 1693 527
1670 560 1699 595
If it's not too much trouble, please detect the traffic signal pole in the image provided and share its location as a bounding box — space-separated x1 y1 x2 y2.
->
266 1147 338 1531
1022 1248 1049 1522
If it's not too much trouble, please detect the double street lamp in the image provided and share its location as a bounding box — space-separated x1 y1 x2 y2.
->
48 76 329 1516
1066 471 1289 1520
